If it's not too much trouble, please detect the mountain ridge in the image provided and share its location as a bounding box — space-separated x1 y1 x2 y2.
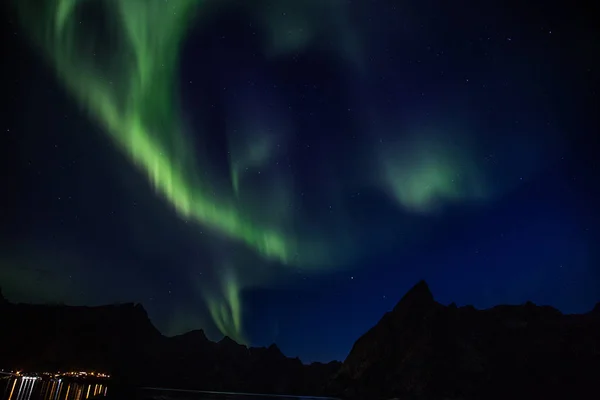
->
327 281 600 400
0 292 340 396
1 282 599 399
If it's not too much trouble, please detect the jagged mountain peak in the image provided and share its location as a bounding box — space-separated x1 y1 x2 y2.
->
392 280 434 312
329 280 600 400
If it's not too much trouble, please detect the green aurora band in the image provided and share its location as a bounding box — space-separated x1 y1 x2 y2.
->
19 0 295 266
14 0 341 343
14 0 489 343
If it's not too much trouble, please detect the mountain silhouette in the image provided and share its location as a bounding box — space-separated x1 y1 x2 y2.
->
1 282 599 399
327 281 600 399
0 295 339 396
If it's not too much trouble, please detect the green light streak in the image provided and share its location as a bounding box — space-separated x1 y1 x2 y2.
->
17 0 292 265
205 270 244 344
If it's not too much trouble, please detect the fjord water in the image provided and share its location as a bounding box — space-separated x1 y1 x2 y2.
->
138 387 337 400
1 378 337 400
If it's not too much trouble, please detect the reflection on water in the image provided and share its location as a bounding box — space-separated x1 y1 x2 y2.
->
1 378 107 400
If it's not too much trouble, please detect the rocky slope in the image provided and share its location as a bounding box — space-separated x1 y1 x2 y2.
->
0 294 340 396
327 280 600 400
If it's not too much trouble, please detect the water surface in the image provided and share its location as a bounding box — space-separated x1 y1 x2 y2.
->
1 379 337 400
139 387 337 400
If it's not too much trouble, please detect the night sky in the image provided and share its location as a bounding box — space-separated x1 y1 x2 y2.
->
1 0 598 363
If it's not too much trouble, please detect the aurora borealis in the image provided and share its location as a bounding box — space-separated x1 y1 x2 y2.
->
2 0 598 361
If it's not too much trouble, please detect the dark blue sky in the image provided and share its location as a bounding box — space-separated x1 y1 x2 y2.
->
1 0 598 363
